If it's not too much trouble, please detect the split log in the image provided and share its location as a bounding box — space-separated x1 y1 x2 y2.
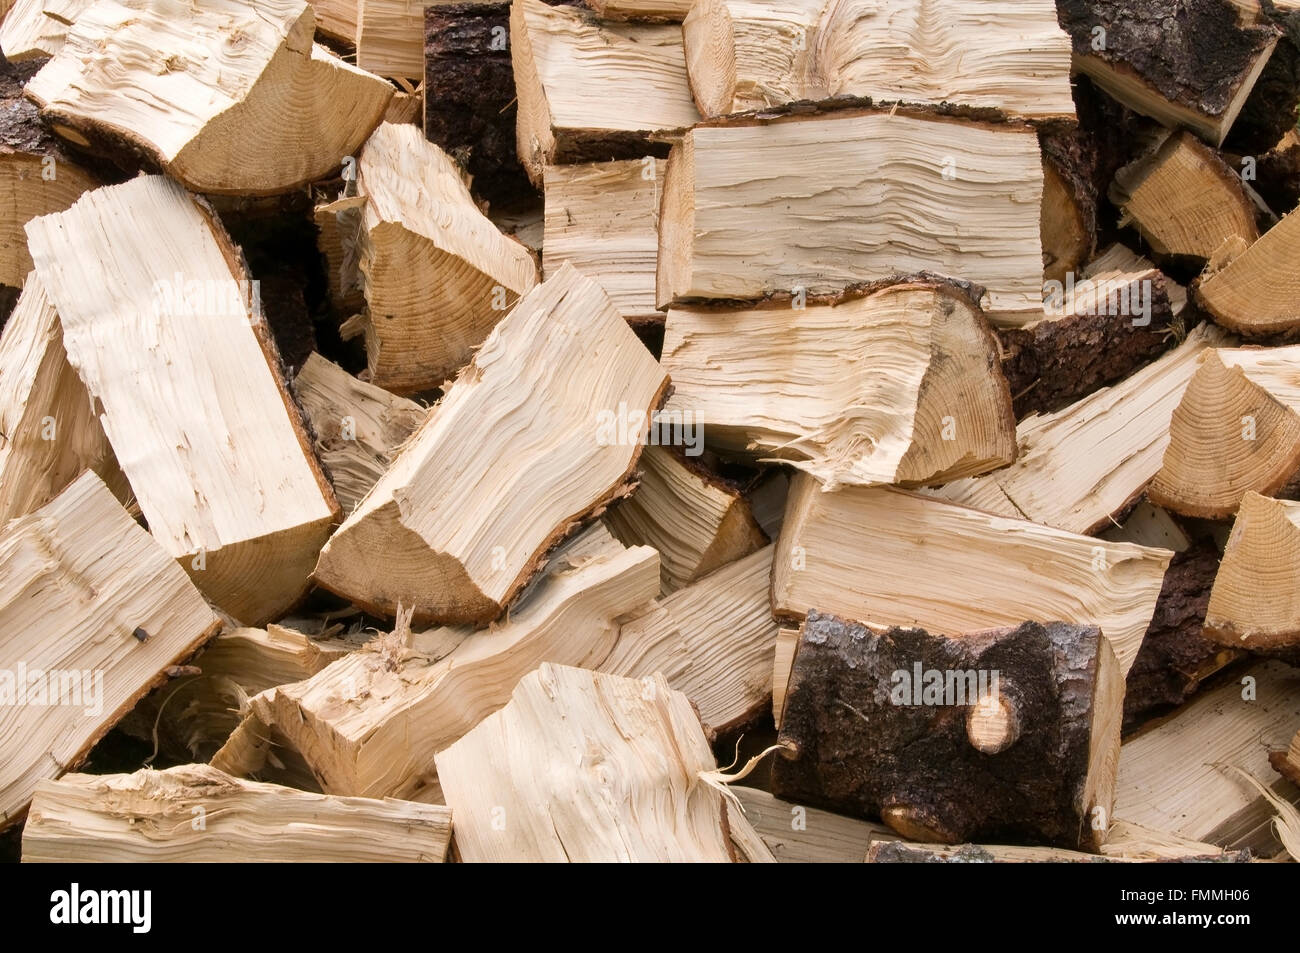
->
1057 0 1281 147
356 0 424 79
0 272 123 524
681 0 1073 121
772 627 799 730
1203 492 1300 658
773 473 1173 675
434 662 772 862
423 2 529 208
235 525 659 798
1195 203 1300 336
603 445 767 593
655 109 1046 325
1110 130 1261 264
998 244 1182 418
585 0 692 19
542 158 663 328
0 57 99 288
312 264 669 624
294 352 426 513
312 0 358 42
1115 660 1300 854
25 175 340 625
747 467 788 539
23 765 452 862
0 0 92 60
126 624 363 764
772 612 1122 849
24 0 393 194
0 472 222 830
660 279 1016 489
352 122 538 393
511 0 700 185
314 193 366 317
936 324 1226 533
1039 129 1099 287
1150 345 1300 518
731 786 894 863
601 544 780 734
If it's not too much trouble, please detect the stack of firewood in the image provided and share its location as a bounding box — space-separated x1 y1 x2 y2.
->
1 0 1299 864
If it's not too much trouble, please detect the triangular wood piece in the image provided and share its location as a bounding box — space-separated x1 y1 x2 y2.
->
25 175 340 625
1195 204 1300 336
0 472 221 830
312 264 669 625
25 0 393 194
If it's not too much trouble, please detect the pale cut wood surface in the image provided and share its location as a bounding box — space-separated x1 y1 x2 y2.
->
23 764 452 862
1116 661 1300 849
356 0 424 79
0 472 221 830
585 0 692 19
295 352 426 514
312 263 669 625
773 473 1172 675
661 281 1016 489
602 544 780 734
731 785 894 863
1196 204 1300 336
435 663 768 862
542 159 664 327
25 0 393 194
1203 492 1300 652
1111 129 1259 261
512 0 700 183
245 525 659 798
931 323 1228 534
0 153 97 287
1150 345 1300 518
356 122 538 393
683 0 1073 121
311 0 358 41
0 0 94 60
0 272 123 524
25 175 339 625
603 445 767 593
656 110 1045 323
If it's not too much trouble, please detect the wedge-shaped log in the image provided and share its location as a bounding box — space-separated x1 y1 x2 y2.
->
731 786 894 863
313 264 669 624
1195 204 1300 336
511 0 700 185
0 473 221 830
604 446 767 593
356 0 424 79
23 765 452 862
656 109 1046 324
435 663 771 862
1111 130 1260 263
1203 492 1300 658
24 0 393 194
1116 661 1300 853
1039 133 1098 287
543 159 664 327
682 0 1073 121
934 323 1227 534
774 473 1172 675
25 175 340 625
773 612 1121 850
238 525 659 798
0 272 122 524
1150 345 1300 518
602 544 780 734
998 244 1182 417
662 279 1016 488
295 353 426 513
0 58 98 287
1057 0 1279 147
353 122 538 393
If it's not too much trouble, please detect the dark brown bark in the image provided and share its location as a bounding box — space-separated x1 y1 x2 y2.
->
1039 123 1099 284
1122 542 1239 734
1228 1 1300 155
423 3 534 209
772 611 1112 849
1270 747 1300 786
998 273 1175 418
1057 0 1280 132
866 840 1251 863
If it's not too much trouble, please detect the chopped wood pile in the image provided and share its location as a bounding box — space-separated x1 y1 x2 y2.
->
3 0 1300 866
